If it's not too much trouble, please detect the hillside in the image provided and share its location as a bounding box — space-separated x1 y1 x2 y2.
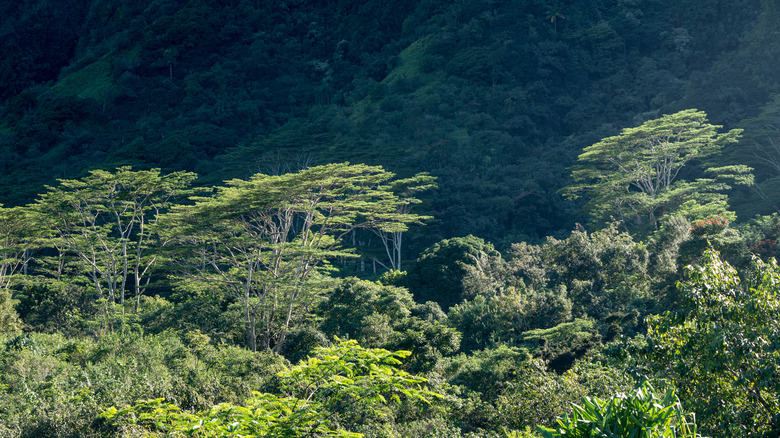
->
4 2 780 436
2 0 780 247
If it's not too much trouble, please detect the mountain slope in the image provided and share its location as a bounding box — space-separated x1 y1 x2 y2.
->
0 0 777 247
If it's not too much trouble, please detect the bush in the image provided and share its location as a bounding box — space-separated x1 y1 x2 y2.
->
520 319 601 373
0 287 20 335
409 236 504 310
100 340 442 437
644 249 780 436
317 278 460 372
447 287 573 354
0 331 288 437
494 358 633 432
538 381 704 438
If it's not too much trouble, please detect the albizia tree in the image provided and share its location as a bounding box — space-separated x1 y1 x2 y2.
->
562 109 752 232
165 163 432 352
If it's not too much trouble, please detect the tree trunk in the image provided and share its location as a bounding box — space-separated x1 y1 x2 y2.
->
245 301 257 352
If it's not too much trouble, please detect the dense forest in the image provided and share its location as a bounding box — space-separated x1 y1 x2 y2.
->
1 0 780 437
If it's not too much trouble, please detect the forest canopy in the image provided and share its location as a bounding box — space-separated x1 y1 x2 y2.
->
3 0 780 437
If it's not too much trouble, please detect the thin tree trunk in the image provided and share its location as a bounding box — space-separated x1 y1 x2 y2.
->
245 296 257 352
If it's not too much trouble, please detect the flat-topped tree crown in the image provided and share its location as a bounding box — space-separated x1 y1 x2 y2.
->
562 109 751 232
165 162 434 352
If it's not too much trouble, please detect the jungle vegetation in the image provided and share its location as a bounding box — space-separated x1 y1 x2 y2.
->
2 1 780 437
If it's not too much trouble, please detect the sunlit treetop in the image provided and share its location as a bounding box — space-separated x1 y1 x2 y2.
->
562 109 752 232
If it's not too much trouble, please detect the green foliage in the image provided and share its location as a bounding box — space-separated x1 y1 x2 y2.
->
645 249 780 436
317 278 459 372
1 0 777 243
563 109 748 232
447 294 521 354
166 163 432 352
689 216 730 238
101 394 362 438
280 340 440 408
443 345 530 399
0 1 88 100
741 213 780 261
378 269 407 286
0 205 39 290
538 381 703 438
4 2 780 435
1 0 779 243
493 357 634 432
101 340 442 437
14 279 97 335
649 215 692 278
677 218 749 269
0 286 20 335
510 224 649 320
320 279 415 344
370 173 437 272
0 330 287 437
447 288 572 354
409 235 504 310
52 56 117 102
520 319 601 373
32 167 197 314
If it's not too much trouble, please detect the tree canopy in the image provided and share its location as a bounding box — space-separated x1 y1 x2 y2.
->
563 109 751 231
644 249 780 435
166 163 433 352
6 2 780 437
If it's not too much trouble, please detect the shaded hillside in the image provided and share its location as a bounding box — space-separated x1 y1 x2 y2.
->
1 0 779 247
